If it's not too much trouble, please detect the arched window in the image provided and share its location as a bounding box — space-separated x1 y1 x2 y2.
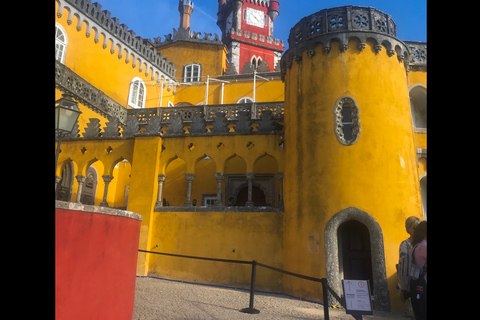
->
55 23 68 63
251 56 262 69
237 97 253 104
334 96 361 145
252 57 257 69
409 85 427 131
183 63 202 82
128 77 146 108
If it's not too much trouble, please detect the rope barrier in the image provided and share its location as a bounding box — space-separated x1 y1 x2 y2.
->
139 249 345 319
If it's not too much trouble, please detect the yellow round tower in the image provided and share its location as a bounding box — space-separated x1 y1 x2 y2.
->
280 6 423 311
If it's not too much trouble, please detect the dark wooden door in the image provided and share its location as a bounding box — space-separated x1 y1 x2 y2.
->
339 220 374 290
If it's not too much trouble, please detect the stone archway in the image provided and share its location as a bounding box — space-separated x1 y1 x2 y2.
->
57 161 74 202
81 166 98 205
324 207 390 311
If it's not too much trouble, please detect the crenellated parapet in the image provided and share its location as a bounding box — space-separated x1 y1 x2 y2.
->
280 5 413 77
56 0 176 81
154 27 223 47
226 27 285 52
59 102 284 141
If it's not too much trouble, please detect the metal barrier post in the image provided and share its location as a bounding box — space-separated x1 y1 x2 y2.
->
322 278 330 320
240 260 260 314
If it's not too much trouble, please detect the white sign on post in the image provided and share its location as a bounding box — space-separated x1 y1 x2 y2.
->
342 280 373 315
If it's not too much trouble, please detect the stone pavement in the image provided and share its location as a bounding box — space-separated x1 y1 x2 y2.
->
132 277 408 319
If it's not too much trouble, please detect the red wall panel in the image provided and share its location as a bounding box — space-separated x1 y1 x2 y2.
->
56 206 141 320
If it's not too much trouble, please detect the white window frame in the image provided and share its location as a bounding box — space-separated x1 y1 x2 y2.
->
55 23 68 63
128 77 146 109
201 193 218 206
183 63 202 83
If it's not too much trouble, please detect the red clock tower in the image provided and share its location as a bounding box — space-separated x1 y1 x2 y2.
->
217 0 284 74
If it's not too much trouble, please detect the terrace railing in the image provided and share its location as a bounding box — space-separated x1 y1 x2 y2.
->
61 102 285 140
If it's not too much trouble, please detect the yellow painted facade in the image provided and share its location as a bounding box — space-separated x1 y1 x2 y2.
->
55 0 426 313
282 39 424 311
157 41 228 81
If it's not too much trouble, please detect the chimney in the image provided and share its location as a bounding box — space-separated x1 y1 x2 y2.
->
179 0 194 29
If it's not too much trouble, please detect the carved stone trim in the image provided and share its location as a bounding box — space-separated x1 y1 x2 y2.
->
60 102 284 140
154 27 222 47
55 60 127 124
404 41 427 70
325 207 390 311
333 96 361 146
280 5 411 74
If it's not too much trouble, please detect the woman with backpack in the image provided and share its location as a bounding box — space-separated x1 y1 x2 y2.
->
410 220 427 320
397 216 421 317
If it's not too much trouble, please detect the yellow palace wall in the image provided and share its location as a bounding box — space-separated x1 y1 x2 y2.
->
148 210 284 291
157 41 228 80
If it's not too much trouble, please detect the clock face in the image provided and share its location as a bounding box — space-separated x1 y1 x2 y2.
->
246 7 264 28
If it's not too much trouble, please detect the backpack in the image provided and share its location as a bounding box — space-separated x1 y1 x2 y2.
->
398 243 426 292
409 245 424 281
397 245 411 292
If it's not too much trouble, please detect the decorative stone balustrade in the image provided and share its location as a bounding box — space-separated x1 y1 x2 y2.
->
281 5 413 74
55 60 128 124
59 102 284 140
404 41 427 71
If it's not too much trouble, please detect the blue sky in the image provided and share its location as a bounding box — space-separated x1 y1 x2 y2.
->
94 0 426 49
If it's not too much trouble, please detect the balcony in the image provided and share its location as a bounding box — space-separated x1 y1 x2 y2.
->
62 102 285 140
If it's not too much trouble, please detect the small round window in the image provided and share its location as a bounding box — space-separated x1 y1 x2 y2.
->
334 96 360 145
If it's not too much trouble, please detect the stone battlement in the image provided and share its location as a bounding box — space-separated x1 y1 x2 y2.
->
59 102 285 140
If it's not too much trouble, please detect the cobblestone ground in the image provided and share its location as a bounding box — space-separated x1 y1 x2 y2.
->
132 277 408 320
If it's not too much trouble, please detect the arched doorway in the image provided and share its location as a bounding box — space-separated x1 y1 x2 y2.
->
325 207 390 311
81 166 98 205
57 161 74 202
338 220 374 291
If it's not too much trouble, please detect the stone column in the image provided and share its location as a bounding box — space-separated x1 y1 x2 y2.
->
214 172 224 207
75 175 86 203
155 174 167 207
245 172 254 207
277 172 284 209
99 175 114 207
183 174 195 206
